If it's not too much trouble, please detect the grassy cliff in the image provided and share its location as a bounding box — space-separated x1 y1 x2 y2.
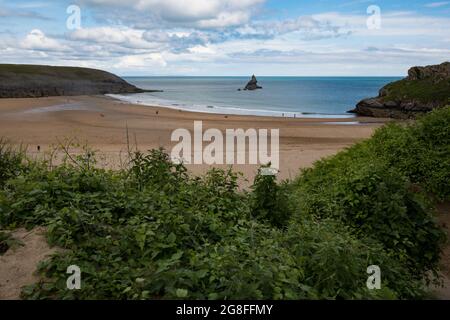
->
0 64 145 98
352 62 450 118
382 77 450 106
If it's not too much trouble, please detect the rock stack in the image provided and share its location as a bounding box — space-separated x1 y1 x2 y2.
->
243 75 262 91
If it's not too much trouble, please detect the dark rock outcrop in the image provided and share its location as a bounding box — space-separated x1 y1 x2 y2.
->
349 62 450 119
244 75 262 91
0 64 150 98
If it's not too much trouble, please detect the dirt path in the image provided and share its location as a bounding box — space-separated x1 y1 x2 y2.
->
0 227 55 300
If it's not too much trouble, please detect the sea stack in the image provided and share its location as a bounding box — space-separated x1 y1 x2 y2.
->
244 75 262 91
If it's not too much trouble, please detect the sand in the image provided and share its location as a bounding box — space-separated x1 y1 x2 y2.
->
0 95 388 182
0 227 56 300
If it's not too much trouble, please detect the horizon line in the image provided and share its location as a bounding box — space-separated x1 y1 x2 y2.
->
119 75 405 78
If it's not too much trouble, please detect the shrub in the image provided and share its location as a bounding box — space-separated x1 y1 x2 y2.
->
0 231 23 255
250 168 292 228
289 109 450 277
291 143 445 275
285 219 426 299
129 148 188 191
369 106 450 200
0 138 25 187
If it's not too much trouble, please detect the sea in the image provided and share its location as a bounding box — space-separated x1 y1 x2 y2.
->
108 77 401 118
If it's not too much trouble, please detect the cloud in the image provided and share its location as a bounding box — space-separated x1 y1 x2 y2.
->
80 0 264 28
114 53 167 68
69 27 164 50
21 29 70 52
0 7 51 20
235 16 352 41
2 4 450 76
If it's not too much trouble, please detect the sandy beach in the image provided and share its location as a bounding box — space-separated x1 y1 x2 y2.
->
0 95 388 182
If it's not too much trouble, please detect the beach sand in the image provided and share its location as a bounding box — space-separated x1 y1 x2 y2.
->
0 95 388 183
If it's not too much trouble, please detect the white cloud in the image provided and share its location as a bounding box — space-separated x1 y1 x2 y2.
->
21 29 69 52
114 53 167 69
82 0 264 27
69 27 164 50
310 11 450 38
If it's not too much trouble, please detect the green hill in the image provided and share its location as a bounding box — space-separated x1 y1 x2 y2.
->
351 62 450 119
0 64 145 98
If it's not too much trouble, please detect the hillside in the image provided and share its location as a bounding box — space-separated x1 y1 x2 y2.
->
350 62 450 119
0 64 146 98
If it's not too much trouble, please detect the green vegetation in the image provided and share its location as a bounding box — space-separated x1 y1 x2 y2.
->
0 108 449 300
0 138 26 188
382 78 450 106
0 231 12 255
369 108 450 200
0 64 119 81
0 231 23 255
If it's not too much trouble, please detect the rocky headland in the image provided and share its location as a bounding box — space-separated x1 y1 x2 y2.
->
0 64 155 98
349 62 450 119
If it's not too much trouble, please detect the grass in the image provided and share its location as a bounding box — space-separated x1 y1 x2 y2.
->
0 64 121 81
382 78 450 106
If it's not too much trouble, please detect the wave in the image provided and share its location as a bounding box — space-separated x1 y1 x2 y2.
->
107 93 355 119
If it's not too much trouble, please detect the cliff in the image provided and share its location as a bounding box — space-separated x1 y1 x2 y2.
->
0 64 147 98
350 62 450 119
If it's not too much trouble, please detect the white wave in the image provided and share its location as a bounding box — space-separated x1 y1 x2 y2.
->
106 93 355 119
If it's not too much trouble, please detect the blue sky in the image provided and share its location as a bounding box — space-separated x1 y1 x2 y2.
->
0 0 449 76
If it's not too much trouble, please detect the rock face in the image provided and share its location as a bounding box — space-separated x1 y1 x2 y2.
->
244 75 262 90
0 64 147 98
350 62 450 119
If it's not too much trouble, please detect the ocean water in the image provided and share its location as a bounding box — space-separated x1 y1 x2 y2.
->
109 77 401 118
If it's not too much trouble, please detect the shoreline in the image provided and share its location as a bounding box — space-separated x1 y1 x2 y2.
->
104 94 388 124
106 93 358 120
0 95 390 182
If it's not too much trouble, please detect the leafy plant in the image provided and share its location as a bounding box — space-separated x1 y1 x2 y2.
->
0 231 23 255
369 106 450 200
0 109 448 299
250 167 292 228
0 138 26 187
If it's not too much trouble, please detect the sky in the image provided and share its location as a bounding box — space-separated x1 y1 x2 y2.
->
0 0 449 76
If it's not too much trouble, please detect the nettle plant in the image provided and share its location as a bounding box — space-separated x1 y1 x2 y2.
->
0 108 448 300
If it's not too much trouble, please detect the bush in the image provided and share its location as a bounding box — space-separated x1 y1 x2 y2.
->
0 146 426 300
291 142 445 275
285 219 426 299
369 107 450 200
289 109 450 277
0 231 23 255
250 168 292 228
0 138 25 187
